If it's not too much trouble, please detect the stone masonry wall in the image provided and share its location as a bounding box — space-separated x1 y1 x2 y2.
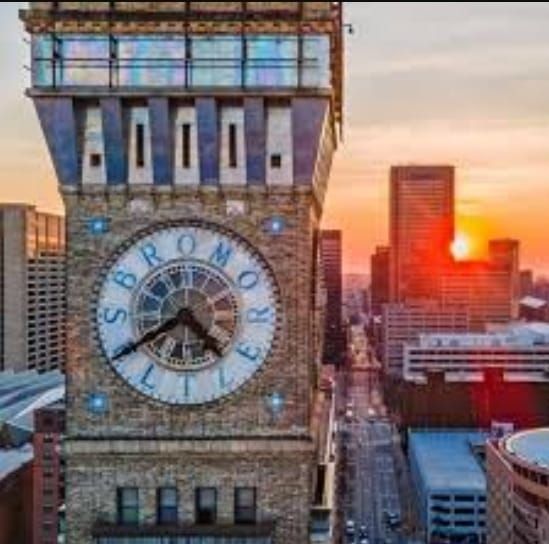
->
66 442 315 543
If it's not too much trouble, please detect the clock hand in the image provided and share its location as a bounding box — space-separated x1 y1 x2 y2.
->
111 314 181 362
179 310 223 358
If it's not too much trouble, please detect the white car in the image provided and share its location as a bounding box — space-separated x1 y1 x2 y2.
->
345 520 355 536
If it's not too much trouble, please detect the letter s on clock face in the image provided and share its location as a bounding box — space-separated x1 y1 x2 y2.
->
96 223 279 406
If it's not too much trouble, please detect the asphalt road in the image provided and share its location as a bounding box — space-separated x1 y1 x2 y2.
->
343 370 403 544
340 317 424 544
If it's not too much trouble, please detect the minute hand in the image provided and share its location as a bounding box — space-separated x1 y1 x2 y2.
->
111 315 180 362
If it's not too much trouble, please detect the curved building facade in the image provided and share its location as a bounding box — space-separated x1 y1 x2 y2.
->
487 429 549 544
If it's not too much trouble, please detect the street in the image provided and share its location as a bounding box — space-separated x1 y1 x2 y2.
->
342 370 403 544
339 302 423 544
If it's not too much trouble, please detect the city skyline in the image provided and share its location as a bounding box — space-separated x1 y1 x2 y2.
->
2 2 549 273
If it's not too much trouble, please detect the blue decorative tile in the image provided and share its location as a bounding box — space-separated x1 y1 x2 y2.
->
266 392 286 418
264 216 287 236
87 392 109 415
87 217 110 236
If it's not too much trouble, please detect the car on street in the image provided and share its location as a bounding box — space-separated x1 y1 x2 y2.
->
384 510 401 529
345 519 355 538
359 525 368 538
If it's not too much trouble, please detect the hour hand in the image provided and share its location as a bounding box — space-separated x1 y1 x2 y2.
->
179 310 223 357
111 315 180 362
202 334 223 358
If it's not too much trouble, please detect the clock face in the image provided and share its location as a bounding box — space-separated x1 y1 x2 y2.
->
96 222 279 405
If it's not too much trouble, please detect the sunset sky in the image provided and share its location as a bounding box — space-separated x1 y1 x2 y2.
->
2 2 549 274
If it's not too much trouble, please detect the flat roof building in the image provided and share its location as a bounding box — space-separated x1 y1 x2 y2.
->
409 430 488 544
382 301 470 378
404 322 549 385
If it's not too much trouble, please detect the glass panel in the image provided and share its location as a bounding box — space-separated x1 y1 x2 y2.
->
302 35 331 88
59 61 110 86
118 36 186 87
121 488 138 507
246 36 298 87
118 488 139 525
235 487 257 525
30 33 331 89
61 35 110 60
32 35 54 86
160 488 178 507
190 36 242 87
196 487 217 525
158 487 178 525
199 488 216 509
236 488 256 508
59 35 110 86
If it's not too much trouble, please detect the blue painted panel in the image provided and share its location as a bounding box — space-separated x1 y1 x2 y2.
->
101 98 128 186
244 98 266 186
196 98 220 186
292 98 328 186
148 98 174 186
34 98 80 186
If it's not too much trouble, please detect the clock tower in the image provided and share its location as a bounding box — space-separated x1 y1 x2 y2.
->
22 3 344 543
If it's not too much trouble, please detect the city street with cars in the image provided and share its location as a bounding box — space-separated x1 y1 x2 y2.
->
339 301 423 544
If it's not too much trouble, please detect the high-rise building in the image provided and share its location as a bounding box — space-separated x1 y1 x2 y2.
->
22 2 344 543
390 165 455 303
0 205 65 373
370 245 390 316
520 270 535 298
382 301 470 378
441 240 520 331
320 230 346 366
32 403 66 544
487 429 549 544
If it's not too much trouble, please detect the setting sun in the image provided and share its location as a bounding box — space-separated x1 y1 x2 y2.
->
452 234 471 261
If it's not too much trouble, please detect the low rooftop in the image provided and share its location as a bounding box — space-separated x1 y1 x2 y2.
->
416 322 549 349
0 370 65 447
409 430 488 494
520 296 548 310
504 428 549 471
0 444 33 483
